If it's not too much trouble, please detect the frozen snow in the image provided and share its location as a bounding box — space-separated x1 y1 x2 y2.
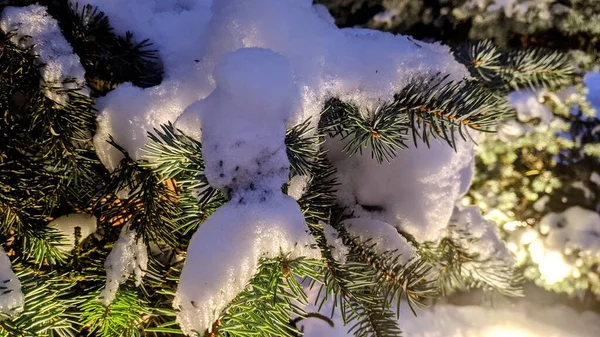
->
99 224 148 305
48 213 97 252
508 89 553 125
0 246 23 317
173 196 321 336
591 172 600 186
322 222 349 264
173 47 320 336
287 175 309 201
344 218 416 264
584 72 600 114
89 0 469 170
451 205 513 262
332 137 475 243
0 5 88 104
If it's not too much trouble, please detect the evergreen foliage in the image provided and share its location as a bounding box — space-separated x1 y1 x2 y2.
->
0 0 593 336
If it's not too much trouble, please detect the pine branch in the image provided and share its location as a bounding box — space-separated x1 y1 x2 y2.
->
320 75 508 163
46 1 163 93
95 140 181 247
80 289 150 337
418 237 523 297
454 40 575 92
213 258 321 337
0 268 77 337
285 118 321 177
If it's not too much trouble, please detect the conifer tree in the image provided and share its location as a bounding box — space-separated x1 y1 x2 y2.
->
0 0 585 336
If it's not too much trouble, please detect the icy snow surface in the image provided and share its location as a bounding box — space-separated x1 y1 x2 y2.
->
0 5 88 103
99 224 148 305
0 246 23 317
48 213 97 252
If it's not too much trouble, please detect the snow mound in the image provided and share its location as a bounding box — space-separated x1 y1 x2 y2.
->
173 196 320 335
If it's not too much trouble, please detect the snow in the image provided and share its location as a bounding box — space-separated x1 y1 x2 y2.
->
344 218 416 264
99 224 148 305
508 89 553 125
322 222 349 264
48 213 97 252
450 205 513 263
173 196 320 336
400 301 600 337
89 0 468 170
287 175 309 201
0 5 88 104
0 246 23 317
332 137 475 243
584 72 600 114
591 172 600 186
173 47 320 335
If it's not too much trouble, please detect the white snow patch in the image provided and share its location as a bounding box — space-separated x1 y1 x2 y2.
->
332 137 475 243
0 5 88 103
300 287 600 337
322 222 348 264
451 205 513 263
590 172 600 186
0 247 23 318
287 175 309 201
344 218 416 264
99 224 148 305
48 213 97 252
173 196 320 336
533 195 550 212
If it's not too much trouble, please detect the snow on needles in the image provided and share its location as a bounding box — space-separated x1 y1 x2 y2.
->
84 0 479 334
0 246 23 317
173 48 320 335
0 5 88 104
99 224 148 305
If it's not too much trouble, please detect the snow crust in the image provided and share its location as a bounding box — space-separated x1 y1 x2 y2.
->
48 213 97 252
0 5 88 103
99 224 148 305
0 247 23 317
